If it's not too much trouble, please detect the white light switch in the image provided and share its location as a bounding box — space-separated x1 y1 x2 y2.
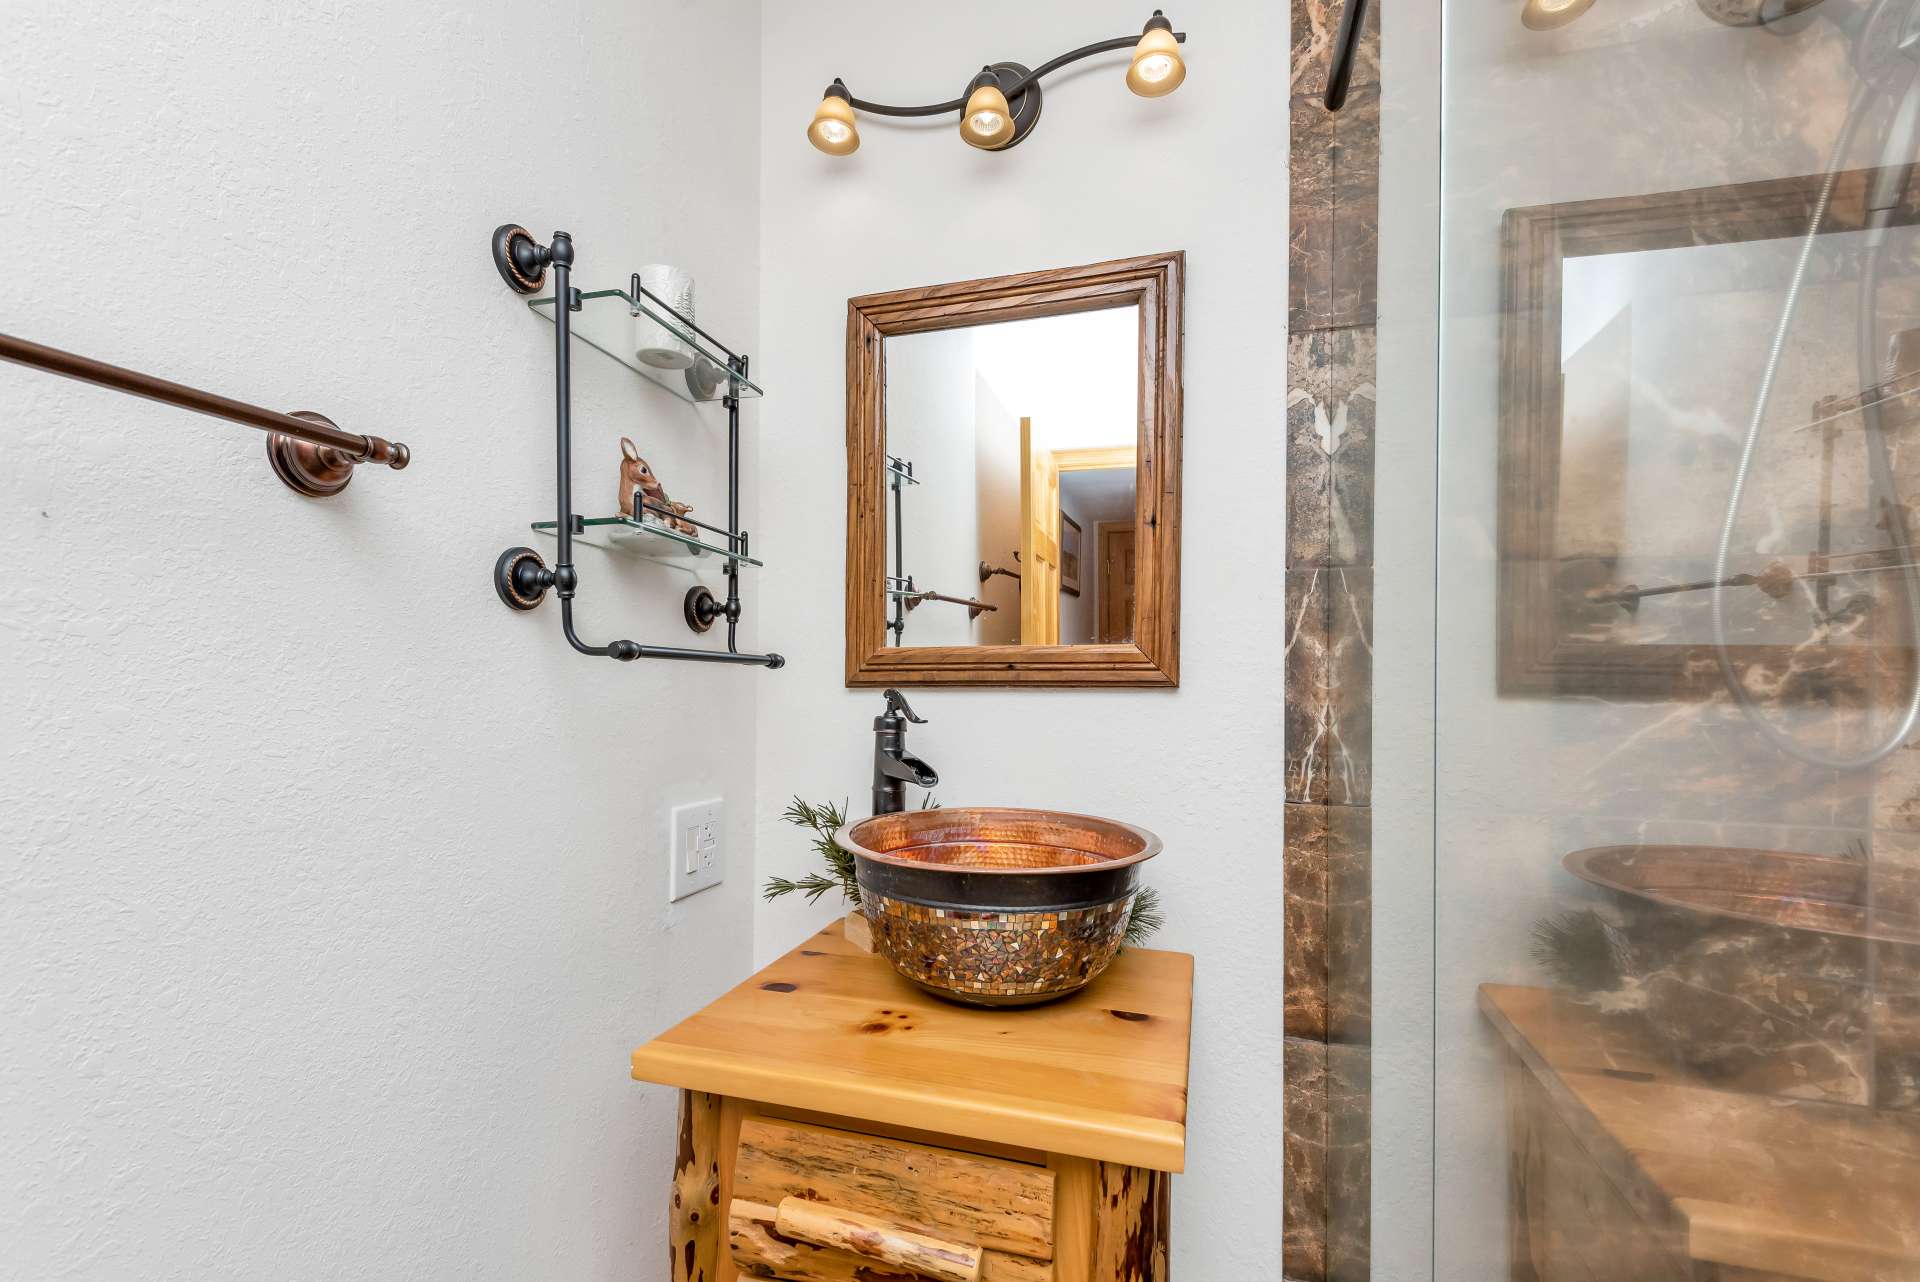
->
669 798 725 901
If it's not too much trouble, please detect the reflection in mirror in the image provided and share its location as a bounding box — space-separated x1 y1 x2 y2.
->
883 306 1139 648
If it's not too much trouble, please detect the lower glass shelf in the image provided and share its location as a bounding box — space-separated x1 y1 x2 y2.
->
530 515 763 567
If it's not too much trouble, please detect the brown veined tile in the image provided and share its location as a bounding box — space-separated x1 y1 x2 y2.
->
1327 329 1376 570
1290 94 1337 333
1326 1041 1372 1282
1288 331 1334 570
1876 738 1920 832
1289 326 1376 570
1871 830 1920 931
1330 569 1373 807
1286 802 1331 1041
1872 988 1920 1112
1284 1036 1330 1282
1328 804 1372 1046
1330 83 1380 328
1287 570 1333 805
1554 696 1872 833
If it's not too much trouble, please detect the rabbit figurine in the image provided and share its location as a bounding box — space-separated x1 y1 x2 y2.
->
618 437 697 535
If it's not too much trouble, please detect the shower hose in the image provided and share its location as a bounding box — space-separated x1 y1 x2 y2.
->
1711 80 1920 768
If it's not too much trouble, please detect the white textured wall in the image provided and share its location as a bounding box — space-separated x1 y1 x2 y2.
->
973 376 1024 645
0 2 762 1278
753 3 1287 1275
886 328 980 648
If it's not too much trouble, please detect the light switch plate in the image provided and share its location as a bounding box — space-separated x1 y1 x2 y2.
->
669 798 725 902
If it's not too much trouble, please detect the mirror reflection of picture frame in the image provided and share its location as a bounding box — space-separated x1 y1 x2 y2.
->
1060 514 1084 597
1497 167 1920 700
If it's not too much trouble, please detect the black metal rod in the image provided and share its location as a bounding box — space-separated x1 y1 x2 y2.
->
890 457 908 643
552 234 577 596
1324 0 1370 111
844 30 1186 116
629 275 741 365
0 331 408 467
725 364 743 654
634 498 742 548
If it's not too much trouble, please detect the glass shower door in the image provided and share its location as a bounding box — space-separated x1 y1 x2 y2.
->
1433 1 1920 1278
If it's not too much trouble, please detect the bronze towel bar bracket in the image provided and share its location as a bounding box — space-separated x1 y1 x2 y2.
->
902 589 998 621
0 332 409 497
979 559 1022 584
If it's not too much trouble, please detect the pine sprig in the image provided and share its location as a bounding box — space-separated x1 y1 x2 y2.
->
1530 907 1630 992
1125 886 1166 945
765 797 860 908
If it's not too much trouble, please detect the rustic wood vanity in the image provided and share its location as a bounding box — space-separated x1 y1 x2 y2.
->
631 921 1193 1282
1481 984 1920 1282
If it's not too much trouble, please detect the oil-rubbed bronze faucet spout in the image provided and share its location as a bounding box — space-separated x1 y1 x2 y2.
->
872 689 939 815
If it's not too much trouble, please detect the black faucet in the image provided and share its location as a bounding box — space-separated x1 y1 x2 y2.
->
872 689 939 815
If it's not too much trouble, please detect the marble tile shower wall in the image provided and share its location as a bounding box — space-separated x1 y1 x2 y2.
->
1284 2 1378 1280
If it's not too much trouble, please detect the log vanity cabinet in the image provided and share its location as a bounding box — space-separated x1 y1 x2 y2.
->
630 922 1194 1282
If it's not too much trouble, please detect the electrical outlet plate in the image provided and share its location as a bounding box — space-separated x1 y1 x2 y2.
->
669 798 725 902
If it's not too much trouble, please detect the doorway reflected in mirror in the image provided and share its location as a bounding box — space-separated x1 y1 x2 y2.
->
885 307 1138 648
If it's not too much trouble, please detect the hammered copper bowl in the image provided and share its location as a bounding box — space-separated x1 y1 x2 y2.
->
836 807 1162 1008
1564 845 1920 1102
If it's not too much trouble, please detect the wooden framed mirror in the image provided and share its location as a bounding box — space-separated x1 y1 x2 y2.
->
1498 168 1920 700
844 253 1184 688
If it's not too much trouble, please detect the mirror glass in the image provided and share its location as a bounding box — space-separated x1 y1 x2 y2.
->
882 306 1140 647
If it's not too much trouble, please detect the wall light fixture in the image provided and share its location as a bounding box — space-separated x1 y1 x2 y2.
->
806 10 1188 156
1522 0 1601 29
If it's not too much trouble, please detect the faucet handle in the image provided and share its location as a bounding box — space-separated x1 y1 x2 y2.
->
883 689 927 724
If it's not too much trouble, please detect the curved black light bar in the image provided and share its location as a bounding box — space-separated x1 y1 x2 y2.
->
807 10 1189 155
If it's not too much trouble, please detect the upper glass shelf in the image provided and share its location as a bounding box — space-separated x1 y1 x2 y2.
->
527 287 763 404
531 515 764 567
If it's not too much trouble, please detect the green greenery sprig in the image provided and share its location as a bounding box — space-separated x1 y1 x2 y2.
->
762 797 860 907
1124 886 1166 946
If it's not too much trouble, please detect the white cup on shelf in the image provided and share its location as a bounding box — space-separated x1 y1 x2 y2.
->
633 264 696 370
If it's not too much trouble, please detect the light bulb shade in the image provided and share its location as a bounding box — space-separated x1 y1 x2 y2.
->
1521 0 1599 29
1127 26 1186 97
808 92 860 156
959 81 1015 150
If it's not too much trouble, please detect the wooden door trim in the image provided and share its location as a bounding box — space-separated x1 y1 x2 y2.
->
845 251 1184 688
1099 523 1134 646
1054 445 1138 473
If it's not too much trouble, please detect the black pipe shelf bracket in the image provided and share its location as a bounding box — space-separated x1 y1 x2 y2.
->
887 454 916 645
488 223 784 670
1323 0 1371 112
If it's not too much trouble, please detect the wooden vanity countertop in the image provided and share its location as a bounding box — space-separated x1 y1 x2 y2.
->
1480 983 1920 1282
632 920 1194 1172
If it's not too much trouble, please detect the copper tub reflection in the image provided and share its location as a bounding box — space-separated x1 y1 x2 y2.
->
836 807 1161 1008
1563 845 1920 1108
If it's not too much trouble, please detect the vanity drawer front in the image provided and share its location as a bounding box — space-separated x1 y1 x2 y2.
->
728 1115 1056 1281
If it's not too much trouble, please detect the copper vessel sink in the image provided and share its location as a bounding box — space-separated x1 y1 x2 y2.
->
1563 844 1920 1106
836 807 1161 1008
1564 845 1920 946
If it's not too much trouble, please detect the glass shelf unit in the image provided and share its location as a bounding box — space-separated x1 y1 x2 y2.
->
530 515 764 567
527 287 764 405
